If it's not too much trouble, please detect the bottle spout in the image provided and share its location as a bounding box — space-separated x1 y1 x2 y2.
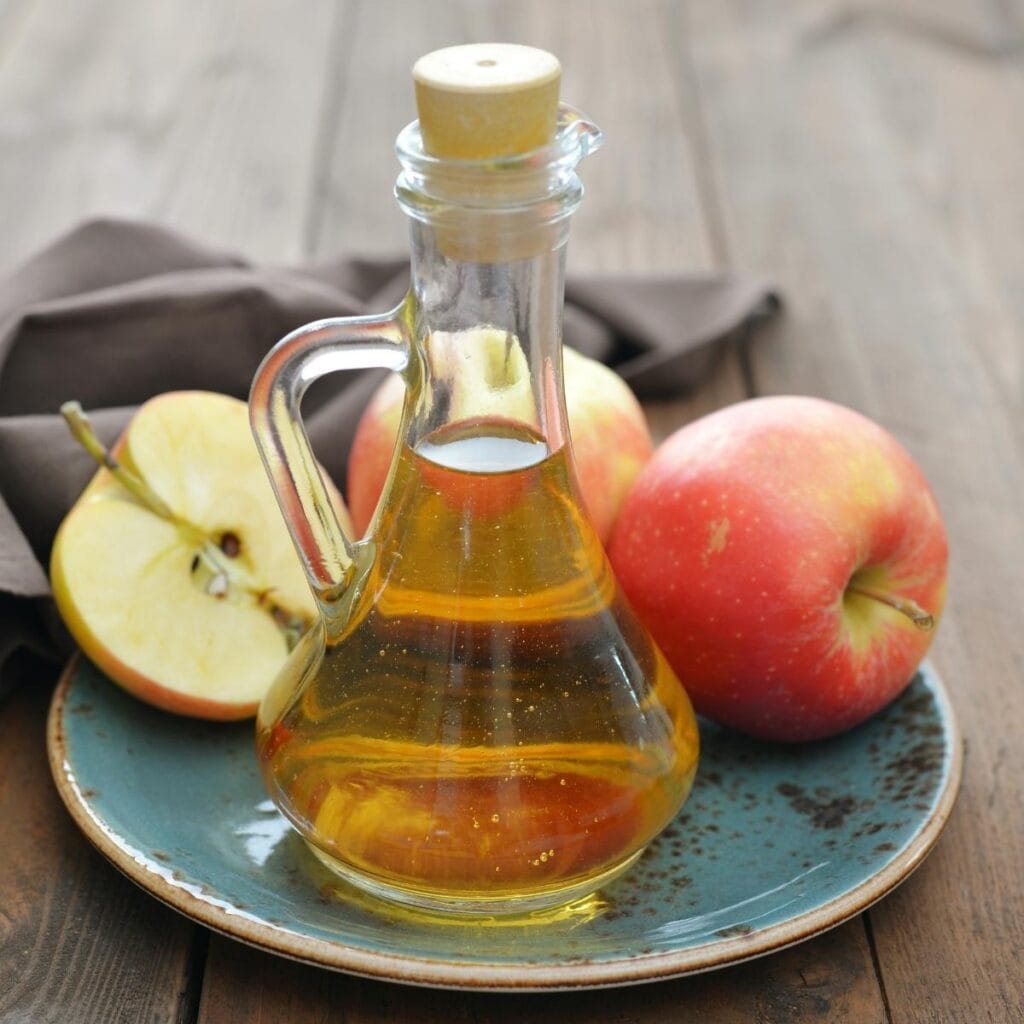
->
559 106 604 164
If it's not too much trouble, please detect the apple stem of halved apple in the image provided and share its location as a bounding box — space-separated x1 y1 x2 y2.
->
845 583 935 631
62 402 180 523
60 401 309 649
62 401 224 574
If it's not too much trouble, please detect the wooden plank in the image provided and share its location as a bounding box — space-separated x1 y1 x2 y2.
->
199 917 883 1023
310 0 716 274
305 0 467 261
0 0 38 61
670 922 887 1024
0 0 339 273
197 938 351 1024
0 664 199 1024
683 0 1024 1020
479 0 716 274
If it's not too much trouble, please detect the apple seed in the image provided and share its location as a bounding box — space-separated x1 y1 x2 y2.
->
220 532 242 558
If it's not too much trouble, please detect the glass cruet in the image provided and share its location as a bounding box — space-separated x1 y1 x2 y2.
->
248 45 699 916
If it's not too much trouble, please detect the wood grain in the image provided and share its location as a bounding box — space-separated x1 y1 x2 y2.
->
0 665 199 1024
0 0 338 273
682 1 1024 1021
306 0 467 261
198 919 884 1024
482 0 717 275
310 0 716 274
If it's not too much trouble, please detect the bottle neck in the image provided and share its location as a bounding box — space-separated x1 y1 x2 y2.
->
392 106 602 459
403 217 571 455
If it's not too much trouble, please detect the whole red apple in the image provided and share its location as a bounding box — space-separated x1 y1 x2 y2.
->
608 396 948 742
347 346 653 542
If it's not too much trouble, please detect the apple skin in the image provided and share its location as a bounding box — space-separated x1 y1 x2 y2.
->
346 347 653 543
608 396 949 742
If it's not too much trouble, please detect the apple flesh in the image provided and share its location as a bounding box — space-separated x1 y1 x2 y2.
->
50 391 351 720
608 396 948 742
346 344 653 543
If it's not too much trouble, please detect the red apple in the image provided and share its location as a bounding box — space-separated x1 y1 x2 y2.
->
608 396 948 742
347 345 653 543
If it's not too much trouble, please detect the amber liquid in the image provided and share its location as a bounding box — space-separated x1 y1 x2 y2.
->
256 421 699 911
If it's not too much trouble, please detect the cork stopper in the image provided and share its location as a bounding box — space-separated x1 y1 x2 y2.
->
413 44 561 160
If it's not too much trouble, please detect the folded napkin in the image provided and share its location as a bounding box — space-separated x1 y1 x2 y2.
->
0 218 779 692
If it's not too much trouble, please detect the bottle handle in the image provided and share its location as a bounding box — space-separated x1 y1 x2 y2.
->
249 310 409 599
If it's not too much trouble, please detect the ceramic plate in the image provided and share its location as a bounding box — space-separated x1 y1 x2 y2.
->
48 656 961 991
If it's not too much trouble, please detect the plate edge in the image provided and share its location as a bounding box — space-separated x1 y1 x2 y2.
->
46 655 965 992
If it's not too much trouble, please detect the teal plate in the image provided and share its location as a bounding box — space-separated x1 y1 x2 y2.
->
48 656 961 991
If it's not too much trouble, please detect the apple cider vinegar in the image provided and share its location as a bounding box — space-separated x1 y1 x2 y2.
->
256 421 698 911
248 45 701 915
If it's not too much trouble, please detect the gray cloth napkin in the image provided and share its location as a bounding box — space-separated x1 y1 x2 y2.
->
0 218 779 689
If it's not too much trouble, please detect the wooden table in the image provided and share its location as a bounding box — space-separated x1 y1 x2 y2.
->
2 1 1022 1021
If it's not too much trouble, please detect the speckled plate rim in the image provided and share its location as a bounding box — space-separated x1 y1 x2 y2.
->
47 655 963 992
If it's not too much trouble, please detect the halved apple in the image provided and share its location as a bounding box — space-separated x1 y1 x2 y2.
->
50 391 349 720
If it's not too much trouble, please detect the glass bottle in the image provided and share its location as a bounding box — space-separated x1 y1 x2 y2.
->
249 64 699 916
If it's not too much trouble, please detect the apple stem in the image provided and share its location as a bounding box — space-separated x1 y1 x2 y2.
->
61 402 182 525
846 585 935 631
62 400 231 584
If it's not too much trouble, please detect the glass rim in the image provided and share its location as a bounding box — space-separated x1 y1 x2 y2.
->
394 104 603 178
